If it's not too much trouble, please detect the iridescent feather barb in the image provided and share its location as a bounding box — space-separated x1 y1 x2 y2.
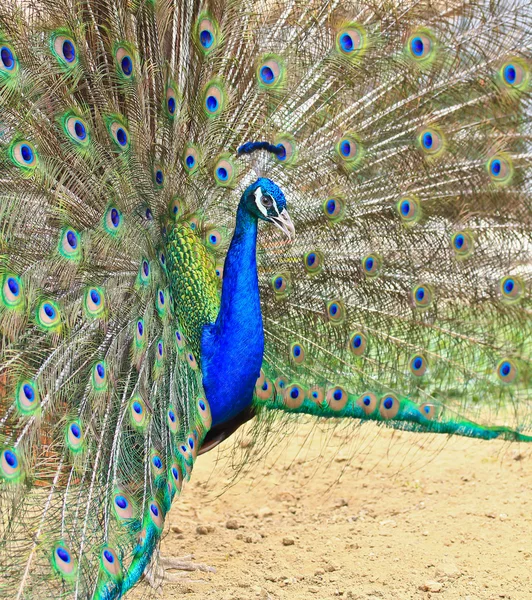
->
0 0 531 598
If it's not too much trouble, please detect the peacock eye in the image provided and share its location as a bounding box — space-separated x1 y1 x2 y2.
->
261 194 273 208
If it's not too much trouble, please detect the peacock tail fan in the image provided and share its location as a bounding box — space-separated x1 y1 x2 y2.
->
0 0 530 598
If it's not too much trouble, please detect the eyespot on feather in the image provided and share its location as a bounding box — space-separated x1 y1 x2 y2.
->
213 154 237 186
290 342 305 365
16 380 40 415
336 132 363 168
357 392 378 415
271 273 291 297
406 29 436 64
129 395 148 430
336 23 367 58
36 299 62 332
52 543 77 579
183 144 200 174
174 329 186 351
177 441 193 463
326 386 349 411
58 227 82 261
412 284 433 309
50 31 78 67
167 403 178 433
362 253 381 278
205 228 224 249
499 276 525 304
151 452 165 478
202 79 226 117
195 12 220 54
499 58 529 91
326 299 345 324
106 117 130 150
104 206 123 236
100 547 122 580
215 261 224 281
62 113 90 147
148 500 164 529
323 196 345 223
451 231 474 258
1 273 24 309
255 377 274 401
349 331 367 356
113 491 136 520
92 361 108 391
138 259 150 285
417 127 445 157
409 354 428 376
186 351 199 370
284 383 305 409
115 44 135 80
303 250 324 274
274 377 287 397
496 358 518 384
487 153 513 186
257 54 286 89
9 140 38 170
197 396 212 429
156 339 164 362
397 195 421 225
84 287 105 318
308 386 325 405
66 420 84 452
0 41 19 77
273 133 298 165
156 288 167 316
169 196 184 219
379 394 401 419
165 83 180 118
135 318 146 348
1 447 22 480
169 462 183 493
419 403 439 420
153 164 165 188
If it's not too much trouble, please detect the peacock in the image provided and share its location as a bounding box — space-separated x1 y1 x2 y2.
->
0 0 530 597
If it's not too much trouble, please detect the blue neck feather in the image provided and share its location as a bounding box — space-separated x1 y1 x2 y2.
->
201 201 264 427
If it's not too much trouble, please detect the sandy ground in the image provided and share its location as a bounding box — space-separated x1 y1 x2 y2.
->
135 419 532 600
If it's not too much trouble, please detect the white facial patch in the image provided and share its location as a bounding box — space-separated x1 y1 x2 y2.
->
254 187 268 217
254 187 280 217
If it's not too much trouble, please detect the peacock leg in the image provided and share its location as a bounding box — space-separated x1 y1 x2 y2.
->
144 554 216 590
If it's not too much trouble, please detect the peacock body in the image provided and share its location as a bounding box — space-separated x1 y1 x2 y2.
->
0 0 530 597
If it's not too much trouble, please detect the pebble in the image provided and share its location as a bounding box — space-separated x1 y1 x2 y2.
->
171 525 183 534
196 525 214 535
226 519 239 530
257 507 273 518
435 563 461 580
282 537 295 546
419 580 443 593
333 498 349 508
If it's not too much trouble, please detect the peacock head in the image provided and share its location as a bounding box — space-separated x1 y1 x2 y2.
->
242 177 295 238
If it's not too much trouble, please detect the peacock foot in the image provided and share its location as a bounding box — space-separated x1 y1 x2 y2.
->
145 554 216 591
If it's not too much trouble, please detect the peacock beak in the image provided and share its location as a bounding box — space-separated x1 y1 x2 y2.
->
269 209 295 239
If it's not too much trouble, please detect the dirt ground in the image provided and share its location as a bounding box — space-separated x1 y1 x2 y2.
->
137 418 532 600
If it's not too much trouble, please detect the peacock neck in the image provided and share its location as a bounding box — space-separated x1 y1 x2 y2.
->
201 201 265 427
219 204 260 323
